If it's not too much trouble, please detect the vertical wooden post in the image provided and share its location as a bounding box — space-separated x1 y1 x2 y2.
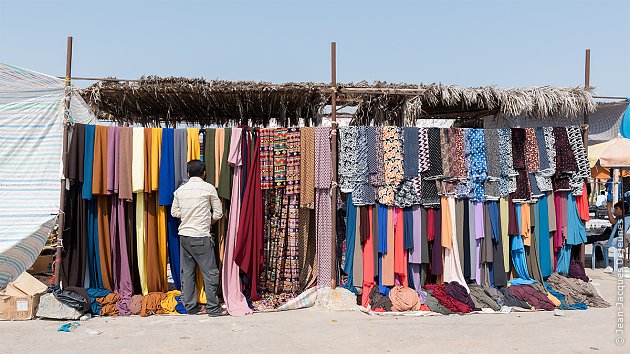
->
330 42 338 289
53 36 73 286
578 49 591 266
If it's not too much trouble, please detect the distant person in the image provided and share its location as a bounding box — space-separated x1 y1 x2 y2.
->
171 160 226 317
596 191 607 207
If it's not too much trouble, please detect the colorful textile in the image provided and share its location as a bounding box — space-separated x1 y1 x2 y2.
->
260 128 274 190
379 127 404 206
273 128 288 188
315 127 332 287
299 127 315 207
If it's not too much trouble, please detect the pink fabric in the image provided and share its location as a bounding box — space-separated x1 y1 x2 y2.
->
554 192 565 253
221 128 253 316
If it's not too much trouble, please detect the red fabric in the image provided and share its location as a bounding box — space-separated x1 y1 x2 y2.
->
427 208 435 242
576 183 590 222
419 304 430 311
424 283 472 313
234 128 264 301
362 206 376 307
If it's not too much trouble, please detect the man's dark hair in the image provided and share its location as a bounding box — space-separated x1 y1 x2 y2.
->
614 201 630 214
187 160 205 178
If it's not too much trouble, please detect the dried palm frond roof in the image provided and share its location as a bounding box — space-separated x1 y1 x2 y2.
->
80 77 596 126
81 77 327 127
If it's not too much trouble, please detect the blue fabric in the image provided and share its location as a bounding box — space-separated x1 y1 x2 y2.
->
556 244 571 274
86 288 112 315
465 129 488 202
488 201 500 242
86 199 102 288
158 128 175 206
403 207 414 250
82 124 95 200
167 207 181 290
377 203 389 294
511 235 536 283
619 100 630 139
566 194 587 245
377 204 388 254
174 295 188 314
537 195 553 277
343 193 357 287
545 282 588 310
515 204 521 234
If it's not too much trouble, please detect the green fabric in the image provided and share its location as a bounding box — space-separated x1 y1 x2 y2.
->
218 128 232 200
205 129 216 185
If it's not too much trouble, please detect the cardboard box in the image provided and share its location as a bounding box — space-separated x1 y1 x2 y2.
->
28 254 55 274
0 272 47 320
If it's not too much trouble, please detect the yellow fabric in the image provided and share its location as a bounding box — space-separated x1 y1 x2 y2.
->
214 128 225 187
499 198 510 272
132 128 145 193
521 204 531 246
135 192 148 295
196 269 206 304
157 204 168 292
187 128 200 162
151 128 162 191
161 290 182 314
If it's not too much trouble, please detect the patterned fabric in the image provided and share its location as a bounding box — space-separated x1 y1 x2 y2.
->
286 128 301 195
273 128 288 188
420 128 442 206
314 127 332 287
484 129 501 199
514 169 532 202
543 127 557 177
498 129 517 196
403 127 419 179
450 128 466 179
535 127 550 172
299 127 315 207
338 126 357 193
511 128 526 170
567 126 590 195
465 128 488 202
379 127 404 206
366 126 378 175
552 127 576 192
418 128 430 173
372 127 386 186
524 128 540 172
260 128 274 190
394 180 420 208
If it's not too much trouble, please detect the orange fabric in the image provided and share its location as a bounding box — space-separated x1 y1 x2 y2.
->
150 128 162 191
214 128 224 186
140 292 167 317
381 207 395 286
576 183 590 222
362 206 375 306
521 203 531 246
97 292 121 317
92 126 109 195
145 193 163 292
441 197 452 249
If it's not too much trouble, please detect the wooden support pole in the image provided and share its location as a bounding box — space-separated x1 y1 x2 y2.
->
579 48 591 267
330 42 338 289
53 36 73 286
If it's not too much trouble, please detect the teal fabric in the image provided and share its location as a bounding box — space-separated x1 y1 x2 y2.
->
619 100 630 139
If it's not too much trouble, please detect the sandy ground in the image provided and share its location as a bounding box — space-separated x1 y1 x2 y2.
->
2 267 628 353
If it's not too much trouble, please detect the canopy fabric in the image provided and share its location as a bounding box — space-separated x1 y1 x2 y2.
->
0 63 95 290
589 139 616 168
599 136 630 168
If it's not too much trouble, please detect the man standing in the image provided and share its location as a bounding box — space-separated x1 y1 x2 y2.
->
171 160 226 316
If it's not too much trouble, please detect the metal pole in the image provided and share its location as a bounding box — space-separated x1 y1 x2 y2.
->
330 42 338 289
53 36 73 286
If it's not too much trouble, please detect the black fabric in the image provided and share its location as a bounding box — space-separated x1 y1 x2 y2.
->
444 282 478 310
46 285 89 312
499 287 531 309
369 285 392 311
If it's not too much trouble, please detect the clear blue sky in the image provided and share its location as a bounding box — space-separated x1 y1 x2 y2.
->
1 0 628 96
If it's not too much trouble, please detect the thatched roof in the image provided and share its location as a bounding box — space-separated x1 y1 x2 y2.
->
80 78 596 126
81 77 326 127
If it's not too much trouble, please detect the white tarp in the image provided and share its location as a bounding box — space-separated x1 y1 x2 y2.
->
0 63 95 289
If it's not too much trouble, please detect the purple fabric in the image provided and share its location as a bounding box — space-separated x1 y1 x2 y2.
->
410 263 421 293
110 195 132 316
106 126 120 194
408 206 423 263
445 282 477 310
474 202 484 283
568 260 589 282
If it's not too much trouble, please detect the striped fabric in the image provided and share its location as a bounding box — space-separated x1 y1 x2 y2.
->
0 63 95 290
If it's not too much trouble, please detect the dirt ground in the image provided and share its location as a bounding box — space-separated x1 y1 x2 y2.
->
2 266 628 354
